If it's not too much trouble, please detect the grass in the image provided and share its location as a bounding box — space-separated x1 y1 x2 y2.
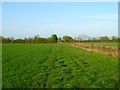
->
0 44 1 89
2 43 118 88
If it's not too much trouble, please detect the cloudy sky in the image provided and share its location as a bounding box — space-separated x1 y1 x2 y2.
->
2 2 118 38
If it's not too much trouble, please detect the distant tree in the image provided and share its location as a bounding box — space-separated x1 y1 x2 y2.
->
42 38 47 43
0 36 2 43
10 37 14 43
63 36 73 42
119 37 120 42
13 39 25 43
100 36 109 42
47 37 53 43
112 36 118 42
91 37 98 42
38 37 47 43
33 35 40 43
25 37 32 43
51 34 58 43
34 35 39 38
2 37 11 43
58 37 62 42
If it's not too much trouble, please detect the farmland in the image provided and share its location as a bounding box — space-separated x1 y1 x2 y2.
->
2 43 118 88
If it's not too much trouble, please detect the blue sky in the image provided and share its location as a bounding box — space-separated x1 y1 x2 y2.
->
2 2 118 38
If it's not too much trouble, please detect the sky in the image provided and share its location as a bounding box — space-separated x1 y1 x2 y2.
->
2 2 118 38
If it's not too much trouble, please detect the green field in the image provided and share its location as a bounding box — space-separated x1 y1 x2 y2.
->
2 44 118 88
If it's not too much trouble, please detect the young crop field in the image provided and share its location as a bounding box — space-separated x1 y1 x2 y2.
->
2 44 118 88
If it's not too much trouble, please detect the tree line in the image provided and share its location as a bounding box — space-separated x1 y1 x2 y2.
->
77 36 119 42
1 34 58 43
0 34 119 43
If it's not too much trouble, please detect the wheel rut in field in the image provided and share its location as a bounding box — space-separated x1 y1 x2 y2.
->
41 44 90 87
35 44 118 88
